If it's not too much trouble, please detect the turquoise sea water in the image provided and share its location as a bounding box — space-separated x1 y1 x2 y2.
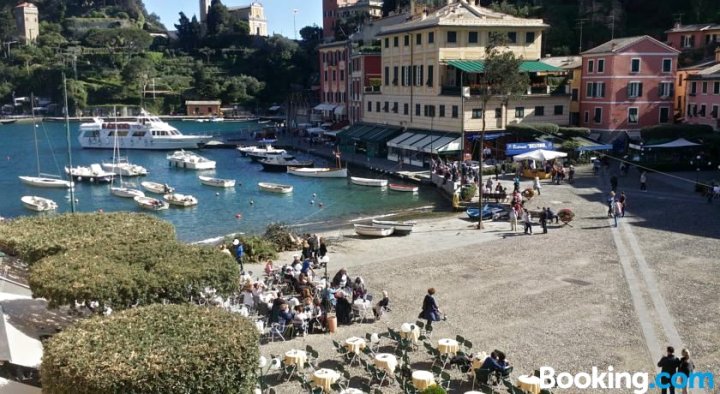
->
0 120 443 242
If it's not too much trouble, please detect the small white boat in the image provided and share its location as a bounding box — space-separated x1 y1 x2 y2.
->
258 182 293 193
141 181 175 194
353 224 395 237
287 167 348 178
21 196 58 212
134 196 169 211
163 193 199 207
199 175 236 188
350 177 388 187
371 219 416 236
167 150 216 170
18 176 73 188
237 144 285 156
101 159 148 176
388 183 419 193
110 186 145 198
65 164 115 183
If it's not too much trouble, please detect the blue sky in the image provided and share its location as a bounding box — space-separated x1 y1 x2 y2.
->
143 0 322 38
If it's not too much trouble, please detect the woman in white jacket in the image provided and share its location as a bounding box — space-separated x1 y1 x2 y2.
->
522 209 533 234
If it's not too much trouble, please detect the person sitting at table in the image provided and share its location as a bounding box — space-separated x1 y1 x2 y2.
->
308 299 325 333
301 241 313 260
495 351 512 378
331 269 349 289
335 291 353 325
269 297 286 324
301 258 315 277
292 305 309 336
480 352 505 373
351 277 367 301
545 207 559 224
373 290 390 318
278 303 295 337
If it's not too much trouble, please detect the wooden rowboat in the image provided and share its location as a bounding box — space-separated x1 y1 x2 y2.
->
371 219 416 236
134 196 169 211
199 176 236 188
350 177 388 187
258 182 293 193
354 224 395 237
288 167 348 178
163 193 199 207
388 183 419 193
141 181 175 194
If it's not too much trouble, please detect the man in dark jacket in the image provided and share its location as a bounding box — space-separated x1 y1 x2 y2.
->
657 346 681 394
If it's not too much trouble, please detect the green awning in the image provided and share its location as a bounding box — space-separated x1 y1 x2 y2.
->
339 123 401 143
447 60 563 73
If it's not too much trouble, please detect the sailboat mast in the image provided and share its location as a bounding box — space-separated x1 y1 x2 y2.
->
30 93 40 176
63 73 76 213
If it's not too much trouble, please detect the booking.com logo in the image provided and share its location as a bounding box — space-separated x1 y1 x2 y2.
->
539 366 714 394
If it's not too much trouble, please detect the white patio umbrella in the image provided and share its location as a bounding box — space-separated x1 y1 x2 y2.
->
512 149 568 162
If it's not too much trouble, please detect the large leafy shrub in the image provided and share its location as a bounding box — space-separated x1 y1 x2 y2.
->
29 241 239 310
0 213 175 265
640 124 713 140
41 304 259 394
238 235 278 263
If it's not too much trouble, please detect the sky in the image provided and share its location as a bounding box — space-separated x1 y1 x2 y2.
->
143 0 322 38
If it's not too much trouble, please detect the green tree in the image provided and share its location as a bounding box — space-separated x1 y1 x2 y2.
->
121 56 155 86
64 78 87 115
206 0 231 36
222 74 264 105
174 12 204 51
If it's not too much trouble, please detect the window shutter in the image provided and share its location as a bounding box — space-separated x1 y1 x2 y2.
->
600 83 606 98
627 83 631 98
638 83 643 97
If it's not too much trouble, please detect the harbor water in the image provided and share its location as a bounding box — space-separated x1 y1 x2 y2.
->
0 120 445 242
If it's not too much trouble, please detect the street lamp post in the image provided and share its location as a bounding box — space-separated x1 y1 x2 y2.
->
293 9 298 40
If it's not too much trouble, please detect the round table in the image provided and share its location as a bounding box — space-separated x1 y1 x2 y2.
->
412 370 436 390
345 337 367 354
312 369 340 392
374 353 398 374
437 338 460 355
517 375 541 394
283 349 307 367
399 323 420 343
465 392 484 394
339 389 365 394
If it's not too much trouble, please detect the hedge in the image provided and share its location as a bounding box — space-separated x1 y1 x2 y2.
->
41 304 259 394
29 241 239 310
0 213 175 265
506 122 560 135
557 127 591 138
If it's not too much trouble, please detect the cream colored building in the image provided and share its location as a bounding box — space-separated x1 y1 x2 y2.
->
229 2 268 37
14 2 39 44
362 0 570 137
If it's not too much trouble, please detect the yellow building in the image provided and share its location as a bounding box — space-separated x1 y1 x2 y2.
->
229 2 268 37
360 0 570 164
540 56 582 125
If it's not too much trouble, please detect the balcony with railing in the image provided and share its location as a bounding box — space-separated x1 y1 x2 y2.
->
440 75 570 97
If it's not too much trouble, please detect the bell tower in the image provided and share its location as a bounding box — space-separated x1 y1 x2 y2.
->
200 0 211 22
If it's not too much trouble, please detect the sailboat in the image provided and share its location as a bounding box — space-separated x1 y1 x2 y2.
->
109 108 145 199
18 97 73 189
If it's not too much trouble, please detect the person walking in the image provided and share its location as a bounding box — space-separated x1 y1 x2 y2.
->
568 165 575 184
640 171 648 191
539 207 548 234
232 238 244 273
607 191 616 217
678 349 694 394
533 177 542 196
618 192 627 217
612 200 622 227
420 288 442 331
509 205 518 232
657 346 680 394
522 209 533 235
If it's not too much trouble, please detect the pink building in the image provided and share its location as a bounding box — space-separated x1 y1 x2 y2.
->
666 23 720 53
317 41 350 121
580 36 679 133
685 50 720 131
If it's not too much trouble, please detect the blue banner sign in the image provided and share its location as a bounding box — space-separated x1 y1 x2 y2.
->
506 141 554 156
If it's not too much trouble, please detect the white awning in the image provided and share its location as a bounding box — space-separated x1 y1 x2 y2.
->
644 138 700 148
387 132 416 148
422 136 456 153
313 103 337 112
334 105 346 115
397 133 429 150
437 137 462 152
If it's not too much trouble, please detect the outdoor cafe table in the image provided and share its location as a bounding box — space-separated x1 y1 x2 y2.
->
437 338 459 355
517 375 541 394
400 323 420 343
339 389 365 394
312 369 340 392
374 353 398 374
412 370 436 390
345 337 366 354
284 349 307 368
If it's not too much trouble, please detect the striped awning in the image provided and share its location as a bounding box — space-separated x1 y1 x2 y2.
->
447 60 564 73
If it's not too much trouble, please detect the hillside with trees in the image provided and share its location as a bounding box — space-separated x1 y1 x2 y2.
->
0 0 320 115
